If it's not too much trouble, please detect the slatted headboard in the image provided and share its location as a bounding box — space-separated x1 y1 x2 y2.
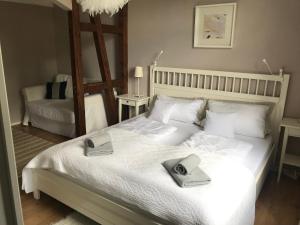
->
150 65 290 150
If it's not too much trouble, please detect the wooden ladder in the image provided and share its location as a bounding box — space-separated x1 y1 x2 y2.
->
68 0 128 136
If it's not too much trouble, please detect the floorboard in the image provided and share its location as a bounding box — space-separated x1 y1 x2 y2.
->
255 174 300 225
12 125 69 177
21 191 73 225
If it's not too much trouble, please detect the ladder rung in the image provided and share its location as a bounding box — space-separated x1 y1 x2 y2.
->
80 23 122 34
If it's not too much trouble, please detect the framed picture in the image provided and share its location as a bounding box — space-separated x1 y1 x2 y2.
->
194 3 237 48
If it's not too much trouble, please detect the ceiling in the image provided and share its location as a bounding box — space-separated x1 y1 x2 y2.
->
0 0 53 7
0 0 71 10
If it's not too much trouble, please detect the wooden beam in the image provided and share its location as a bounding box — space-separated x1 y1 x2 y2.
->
84 82 106 94
52 0 72 10
84 79 123 94
80 23 122 34
69 0 86 136
90 15 118 125
68 1 128 134
119 5 129 94
103 25 122 34
80 23 96 32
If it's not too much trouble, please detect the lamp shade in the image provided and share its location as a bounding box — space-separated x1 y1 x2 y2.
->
77 0 130 15
134 66 144 78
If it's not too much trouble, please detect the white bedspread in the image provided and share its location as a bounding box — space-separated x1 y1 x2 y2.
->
183 130 253 162
116 117 178 141
22 128 256 225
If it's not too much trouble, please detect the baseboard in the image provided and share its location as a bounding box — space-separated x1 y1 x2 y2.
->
11 121 21 126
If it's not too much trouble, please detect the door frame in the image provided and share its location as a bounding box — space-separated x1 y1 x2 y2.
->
0 42 24 225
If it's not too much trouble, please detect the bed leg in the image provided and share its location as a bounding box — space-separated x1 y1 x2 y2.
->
33 190 40 200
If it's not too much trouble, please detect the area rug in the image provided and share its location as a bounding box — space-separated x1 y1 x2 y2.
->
12 127 55 177
52 212 99 225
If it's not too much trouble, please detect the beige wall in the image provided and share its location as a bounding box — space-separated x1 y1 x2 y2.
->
53 7 121 81
128 0 300 118
0 2 58 124
0 2 120 124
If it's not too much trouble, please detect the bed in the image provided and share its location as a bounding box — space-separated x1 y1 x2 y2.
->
22 66 290 225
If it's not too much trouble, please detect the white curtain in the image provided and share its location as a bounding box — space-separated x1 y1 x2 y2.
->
77 0 130 15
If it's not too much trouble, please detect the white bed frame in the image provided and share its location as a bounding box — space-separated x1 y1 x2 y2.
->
31 66 290 225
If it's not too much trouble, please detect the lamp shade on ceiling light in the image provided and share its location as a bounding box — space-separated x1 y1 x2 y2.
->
134 67 144 78
77 0 130 15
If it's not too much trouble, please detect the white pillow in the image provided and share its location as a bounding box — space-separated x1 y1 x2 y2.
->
158 96 206 123
208 100 270 138
204 111 236 138
148 99 176 124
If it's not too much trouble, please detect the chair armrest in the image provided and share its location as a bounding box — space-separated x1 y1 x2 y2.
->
22 85 46 126
22 85 46 103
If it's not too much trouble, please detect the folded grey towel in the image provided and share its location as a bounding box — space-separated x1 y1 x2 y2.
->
85 133 111 148
174 154 201 175
163 158 211 188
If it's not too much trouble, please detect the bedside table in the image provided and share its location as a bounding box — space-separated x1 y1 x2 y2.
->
277 117 300 182
116 94 150 122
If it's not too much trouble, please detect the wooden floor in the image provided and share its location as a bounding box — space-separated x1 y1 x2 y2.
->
13 125 71 225
17 126 300 225
255 174 300 225
14 125 69 144
12 125 69 177
21 191 73 225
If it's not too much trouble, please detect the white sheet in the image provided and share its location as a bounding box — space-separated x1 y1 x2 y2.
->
159 120 201 145
155 118 273 177
237 135 273 175
23 128 256 225
182 130 253 163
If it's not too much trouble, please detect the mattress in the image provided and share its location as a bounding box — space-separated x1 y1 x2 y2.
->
237 135 273 176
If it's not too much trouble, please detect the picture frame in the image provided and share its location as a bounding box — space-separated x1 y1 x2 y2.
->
193 3 237 48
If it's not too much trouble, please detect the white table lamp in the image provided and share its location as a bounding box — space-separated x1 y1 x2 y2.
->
134 66 143 97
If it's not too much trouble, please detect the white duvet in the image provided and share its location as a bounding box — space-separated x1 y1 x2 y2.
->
23 128 256 225
183 130 253 162
116 116 178 141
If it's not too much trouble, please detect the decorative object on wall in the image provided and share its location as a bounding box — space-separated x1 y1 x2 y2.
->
134 66 143 97
153 50 164 67
77 0 130 15
262 58 274 75
194 3 237 48
262 58 285 76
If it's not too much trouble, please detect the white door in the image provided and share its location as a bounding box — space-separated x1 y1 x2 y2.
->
0 42 24 225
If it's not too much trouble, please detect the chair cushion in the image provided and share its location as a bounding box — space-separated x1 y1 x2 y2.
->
46 81 67 99
55 74 73 99
28 99 75 124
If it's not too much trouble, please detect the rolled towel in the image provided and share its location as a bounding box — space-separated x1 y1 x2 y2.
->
163 158 211 188
84 133 113 157
174 154 201 175
85 133 111 148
